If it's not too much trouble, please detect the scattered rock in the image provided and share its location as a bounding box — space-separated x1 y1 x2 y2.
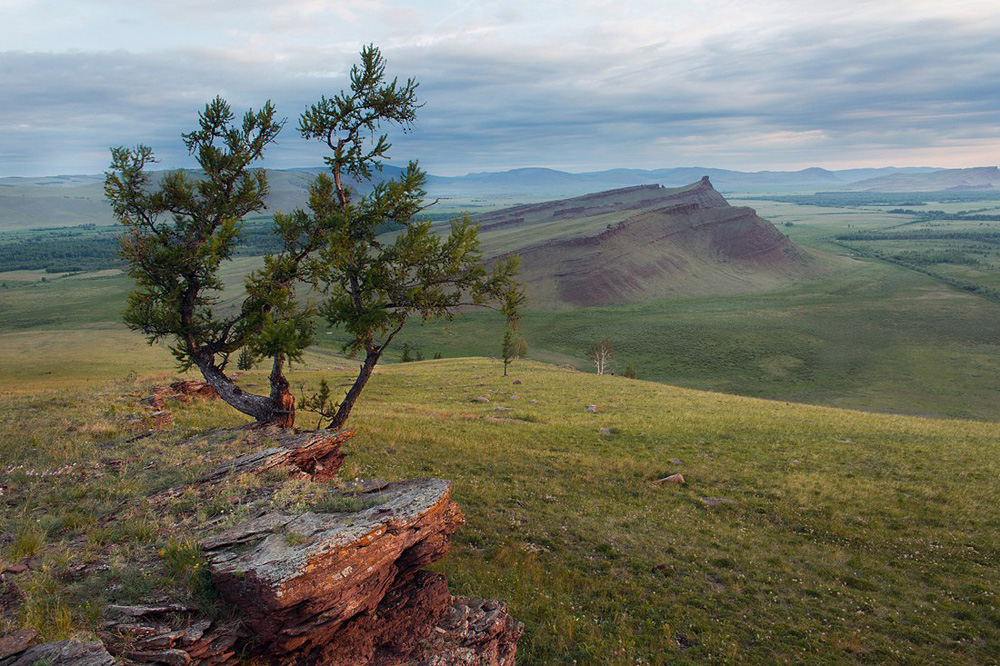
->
586 405 597 413
420 596 524 666
656 473 685 485
510 395 520 400
599 428 613 436
169 381 219 401
0 630 37 661
471 396 490 403
493 407 513 412
528 399 537 405
199 429 354 483
0 640 115 666
701 497 738 507
102 604 240 666
2 565 27 575
511 380 522 385
668 458 683 465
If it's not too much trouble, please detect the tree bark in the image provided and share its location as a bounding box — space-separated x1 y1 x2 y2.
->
269 355 295 428
193 356 289 425
328 350 380 430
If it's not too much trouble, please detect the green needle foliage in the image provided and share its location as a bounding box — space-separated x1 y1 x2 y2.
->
106 98 321 426
293 45 524 429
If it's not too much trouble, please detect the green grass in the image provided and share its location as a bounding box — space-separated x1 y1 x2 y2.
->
1 359 998 664
354 257 1000 421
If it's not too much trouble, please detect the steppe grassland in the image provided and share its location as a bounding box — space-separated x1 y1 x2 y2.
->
0 358 998 665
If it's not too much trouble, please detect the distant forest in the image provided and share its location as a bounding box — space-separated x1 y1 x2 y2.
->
0 217 406 273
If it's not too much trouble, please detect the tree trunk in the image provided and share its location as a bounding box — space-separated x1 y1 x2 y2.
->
193 355 289 425
328 350 380 430
269 354 295 428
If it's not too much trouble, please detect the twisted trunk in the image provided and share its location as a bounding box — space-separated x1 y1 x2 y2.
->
192 354 293 426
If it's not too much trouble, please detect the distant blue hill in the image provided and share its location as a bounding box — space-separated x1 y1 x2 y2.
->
0 165 985 229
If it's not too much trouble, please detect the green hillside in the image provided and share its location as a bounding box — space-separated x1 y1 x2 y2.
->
1 359 997 664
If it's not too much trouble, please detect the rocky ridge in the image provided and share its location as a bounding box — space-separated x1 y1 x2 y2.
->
2 428 522 666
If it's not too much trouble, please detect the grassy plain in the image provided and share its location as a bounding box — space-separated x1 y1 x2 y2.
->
2 193 1000 664
1 359 998 665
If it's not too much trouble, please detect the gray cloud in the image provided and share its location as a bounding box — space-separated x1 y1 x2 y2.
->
2 4 1000 176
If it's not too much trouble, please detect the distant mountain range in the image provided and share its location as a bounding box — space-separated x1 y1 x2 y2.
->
1 165 997 229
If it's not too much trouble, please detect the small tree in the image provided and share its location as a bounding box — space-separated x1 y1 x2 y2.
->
295 45 523 429
590 338 615 376
400 342 414 363
501 326 528 377
106 98 323 427
623 362 637 379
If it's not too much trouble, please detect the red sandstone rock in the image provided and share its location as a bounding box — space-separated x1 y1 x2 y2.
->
102 605 241 666
0 631 37 661
170 381 219 400
201 478 464 661
198 429 353 483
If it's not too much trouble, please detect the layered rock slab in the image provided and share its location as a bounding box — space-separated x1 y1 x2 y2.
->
199 429 353 483
202 478 494 664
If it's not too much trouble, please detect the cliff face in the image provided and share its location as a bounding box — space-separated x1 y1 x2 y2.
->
486 178 833 307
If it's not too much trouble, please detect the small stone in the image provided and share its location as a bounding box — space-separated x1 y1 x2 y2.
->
470 396 490 403
599 428 613 436
701 497 738 507
669 458 683 465
529 399 537 405
656 473 685 485
512 380 522 385
4 564 28 575
494 407 513 412
586 405 597 413
510 395 519 400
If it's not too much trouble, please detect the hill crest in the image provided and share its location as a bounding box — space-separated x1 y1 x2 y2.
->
478 178 849 307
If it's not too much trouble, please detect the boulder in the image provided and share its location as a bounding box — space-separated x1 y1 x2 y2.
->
201 478 465 660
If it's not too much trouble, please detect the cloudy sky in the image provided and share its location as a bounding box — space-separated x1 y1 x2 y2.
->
2 0 999 176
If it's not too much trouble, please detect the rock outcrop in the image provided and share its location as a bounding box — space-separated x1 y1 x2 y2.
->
0 639 115 666
26 423 522 666
200 476 522 665
100 604 241 666
199 429 354 483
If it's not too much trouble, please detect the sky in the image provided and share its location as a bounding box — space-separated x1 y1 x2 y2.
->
2 0 999 177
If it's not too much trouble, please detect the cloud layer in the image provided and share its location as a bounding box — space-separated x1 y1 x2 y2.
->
2 0 999 176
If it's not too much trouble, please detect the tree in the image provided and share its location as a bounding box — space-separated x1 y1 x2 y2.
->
623 362 637 379
501 325 528 377
400 342 414 363
106 97 321 427
294 45 524 430
589 338 615 375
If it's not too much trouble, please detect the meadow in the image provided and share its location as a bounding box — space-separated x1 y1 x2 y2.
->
1 359 998 664
2 192 1000 664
